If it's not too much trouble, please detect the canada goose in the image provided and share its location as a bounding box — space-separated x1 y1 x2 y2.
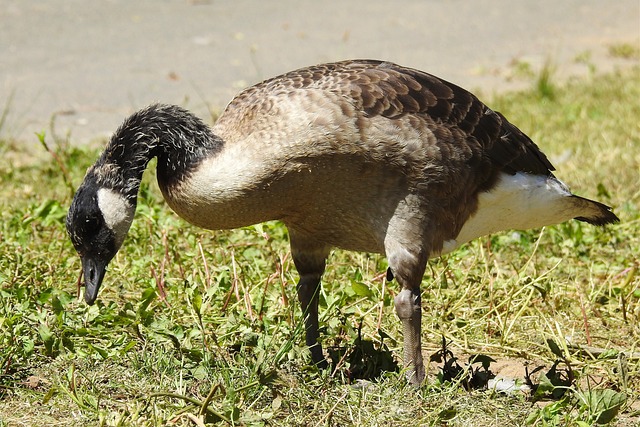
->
66 59 618 385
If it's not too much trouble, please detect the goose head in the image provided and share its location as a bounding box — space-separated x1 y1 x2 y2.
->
66 173 135 304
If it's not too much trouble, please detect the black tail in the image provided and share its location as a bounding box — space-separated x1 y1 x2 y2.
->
572 195 619 226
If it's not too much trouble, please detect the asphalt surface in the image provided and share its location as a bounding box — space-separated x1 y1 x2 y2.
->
1 0 638 146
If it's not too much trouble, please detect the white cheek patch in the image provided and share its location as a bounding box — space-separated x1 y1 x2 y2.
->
97 188 135 248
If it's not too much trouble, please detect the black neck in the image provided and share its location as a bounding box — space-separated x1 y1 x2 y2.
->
92 104 222 201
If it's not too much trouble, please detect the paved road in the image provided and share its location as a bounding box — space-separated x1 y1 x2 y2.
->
1 0 638 145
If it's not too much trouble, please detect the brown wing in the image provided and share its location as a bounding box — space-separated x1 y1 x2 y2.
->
339 60 554 176
226 60 554 176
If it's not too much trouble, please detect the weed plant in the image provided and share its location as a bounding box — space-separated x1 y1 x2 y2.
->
0 68 638 426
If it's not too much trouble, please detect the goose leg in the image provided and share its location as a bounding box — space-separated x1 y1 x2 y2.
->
394 286 425 385
387 247 427 385
289 230 330 367
296 270 326 367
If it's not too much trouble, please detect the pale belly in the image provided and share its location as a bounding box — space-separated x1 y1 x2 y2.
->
160 151 410 255
162 147 581 261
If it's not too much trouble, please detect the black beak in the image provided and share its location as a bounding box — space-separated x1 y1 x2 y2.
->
82 257 107 305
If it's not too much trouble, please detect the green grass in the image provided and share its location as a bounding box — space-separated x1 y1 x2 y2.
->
1 67 639 426
609 43 640 60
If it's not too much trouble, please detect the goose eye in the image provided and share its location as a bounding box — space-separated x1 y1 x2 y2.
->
85 215 101 231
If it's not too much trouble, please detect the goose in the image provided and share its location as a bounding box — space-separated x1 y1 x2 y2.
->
66 59 618 385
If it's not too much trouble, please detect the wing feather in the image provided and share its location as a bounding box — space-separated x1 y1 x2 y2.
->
223 59 554 176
